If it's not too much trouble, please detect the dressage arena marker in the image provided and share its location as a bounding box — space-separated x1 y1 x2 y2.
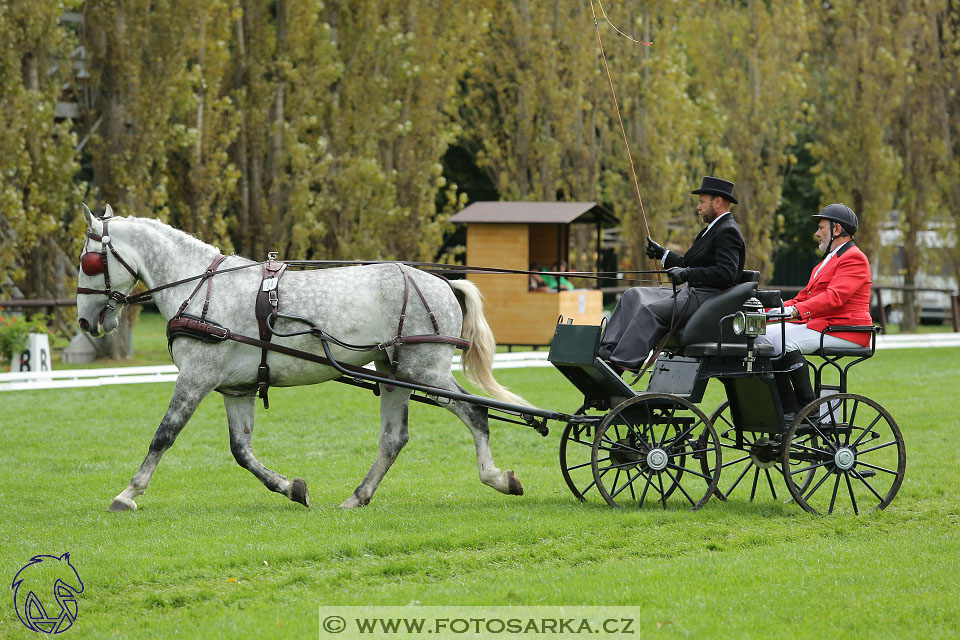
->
2 334 957 392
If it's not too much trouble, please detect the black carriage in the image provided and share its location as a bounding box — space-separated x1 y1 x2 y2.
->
549 273 906 515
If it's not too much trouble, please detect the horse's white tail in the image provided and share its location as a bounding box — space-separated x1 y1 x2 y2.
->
450 279 532 408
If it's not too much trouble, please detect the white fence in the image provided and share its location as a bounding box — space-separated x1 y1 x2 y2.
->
2 334 956 392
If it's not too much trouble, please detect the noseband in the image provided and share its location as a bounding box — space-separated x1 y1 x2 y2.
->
76 217 141 304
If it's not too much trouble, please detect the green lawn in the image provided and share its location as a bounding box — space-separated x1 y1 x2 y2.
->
2 345 958 638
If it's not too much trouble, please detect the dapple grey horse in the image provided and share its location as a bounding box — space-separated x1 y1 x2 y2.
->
75 205 527 511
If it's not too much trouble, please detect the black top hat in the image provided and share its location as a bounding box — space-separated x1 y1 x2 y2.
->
692 176 738 204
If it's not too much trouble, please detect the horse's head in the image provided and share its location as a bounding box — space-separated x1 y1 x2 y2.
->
76 204 140 336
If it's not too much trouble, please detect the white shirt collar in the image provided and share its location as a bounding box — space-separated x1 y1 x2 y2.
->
813 241 849 279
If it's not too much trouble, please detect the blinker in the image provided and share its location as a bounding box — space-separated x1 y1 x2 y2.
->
81 252 105 276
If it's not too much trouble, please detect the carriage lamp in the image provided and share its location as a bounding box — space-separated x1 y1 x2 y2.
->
732 297 767 339
733 297 766 372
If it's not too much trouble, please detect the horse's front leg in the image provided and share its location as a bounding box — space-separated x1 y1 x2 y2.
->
224 395 309 507
341 386 412 508
108 376 211 511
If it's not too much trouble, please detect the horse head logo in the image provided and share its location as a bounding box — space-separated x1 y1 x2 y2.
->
11 553 84 634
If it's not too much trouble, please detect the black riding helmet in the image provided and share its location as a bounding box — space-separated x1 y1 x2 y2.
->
812 203 858 236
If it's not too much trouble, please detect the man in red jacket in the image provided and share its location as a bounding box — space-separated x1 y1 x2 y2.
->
758 204 872 418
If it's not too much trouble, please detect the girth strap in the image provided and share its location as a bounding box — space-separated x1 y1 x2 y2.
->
255 259 288 409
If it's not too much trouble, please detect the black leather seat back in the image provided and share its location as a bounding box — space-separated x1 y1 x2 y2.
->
679 281 758 346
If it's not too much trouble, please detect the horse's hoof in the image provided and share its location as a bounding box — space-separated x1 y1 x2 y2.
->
290 477 310 507
505 470 523 496
108 497 138 512
339 494 368 509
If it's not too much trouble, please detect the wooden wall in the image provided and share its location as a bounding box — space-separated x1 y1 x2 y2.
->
465 224 602 345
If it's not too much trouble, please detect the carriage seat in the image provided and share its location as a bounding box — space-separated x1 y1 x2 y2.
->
664 279 777 357
813 325 879 358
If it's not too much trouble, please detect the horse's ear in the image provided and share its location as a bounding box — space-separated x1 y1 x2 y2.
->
81 203 102 235
103 204 114 219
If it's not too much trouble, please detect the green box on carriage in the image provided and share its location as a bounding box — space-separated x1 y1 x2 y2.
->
547 322 602 365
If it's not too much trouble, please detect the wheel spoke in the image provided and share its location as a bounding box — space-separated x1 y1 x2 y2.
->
790 459 832 476
598 435 644 455
668 419 706 448
750 467 760 501
724 461 754 498
828 471 842 514
803 466 835 502
567 457 608 472
809 421 839 451
764 468 778 499
673 445 717 459
721 454 752 469
638 473 653 508
855 460 899 475
596 460 642 473
664 467 697 506
844 472 859 515
856 440 898 456
611 468 623 498
851 413 884 448
668 462 712 482
845 399 860 446
611 469 643 500
851 468 886 502
657 473 667 508
627 469 637 501
659 404 680 446
790 441 832 456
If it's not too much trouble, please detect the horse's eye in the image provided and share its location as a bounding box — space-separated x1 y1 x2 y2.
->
81 252 105 276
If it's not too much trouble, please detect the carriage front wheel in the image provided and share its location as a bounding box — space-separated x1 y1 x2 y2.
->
782 393 906 515
590 393 721 510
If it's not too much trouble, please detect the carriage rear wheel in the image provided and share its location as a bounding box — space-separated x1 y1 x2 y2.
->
559 404 602 501
782 393 906 515
591 393 720 510
710 401 813 503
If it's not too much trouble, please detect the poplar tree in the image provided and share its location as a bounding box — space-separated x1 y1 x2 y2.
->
0 1 84 313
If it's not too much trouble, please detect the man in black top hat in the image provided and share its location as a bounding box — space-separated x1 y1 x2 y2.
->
597 176 746 370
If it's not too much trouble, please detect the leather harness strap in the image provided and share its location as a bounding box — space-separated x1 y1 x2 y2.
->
166 261 470 405
174 255 228 320
255 259 288 408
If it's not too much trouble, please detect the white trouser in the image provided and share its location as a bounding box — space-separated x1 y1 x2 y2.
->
756 322 862 357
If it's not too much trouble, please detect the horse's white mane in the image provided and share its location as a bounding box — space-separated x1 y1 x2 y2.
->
124 216 216 254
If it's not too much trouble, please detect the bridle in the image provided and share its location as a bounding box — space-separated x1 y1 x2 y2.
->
76 216 143 305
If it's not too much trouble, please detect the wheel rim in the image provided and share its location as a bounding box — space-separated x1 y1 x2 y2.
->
710 401 811 502
591 393 720 510
782 393 906 515
559 404 600 501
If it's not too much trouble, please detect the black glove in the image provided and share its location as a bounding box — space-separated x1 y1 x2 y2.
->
645 236 666 260
666 267 689 285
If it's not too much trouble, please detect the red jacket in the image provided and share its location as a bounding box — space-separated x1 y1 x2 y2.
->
784 242 873 347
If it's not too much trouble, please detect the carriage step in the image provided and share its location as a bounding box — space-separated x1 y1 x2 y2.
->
856 468 877 478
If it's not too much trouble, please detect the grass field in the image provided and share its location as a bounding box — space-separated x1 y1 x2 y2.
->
3 330 959 638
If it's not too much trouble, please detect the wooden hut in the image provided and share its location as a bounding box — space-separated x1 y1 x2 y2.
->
450 201 617 346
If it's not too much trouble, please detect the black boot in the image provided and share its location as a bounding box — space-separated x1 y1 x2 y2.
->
777 350 817 420
774 371 799 422
789 358 817 409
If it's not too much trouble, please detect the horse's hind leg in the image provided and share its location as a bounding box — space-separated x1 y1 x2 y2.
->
444 378 523 496
224 395 309 507
109 377 209 512
455 396 523 495
341 386 412 508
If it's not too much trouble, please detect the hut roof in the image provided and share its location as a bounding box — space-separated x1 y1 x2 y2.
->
450 201 617 226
